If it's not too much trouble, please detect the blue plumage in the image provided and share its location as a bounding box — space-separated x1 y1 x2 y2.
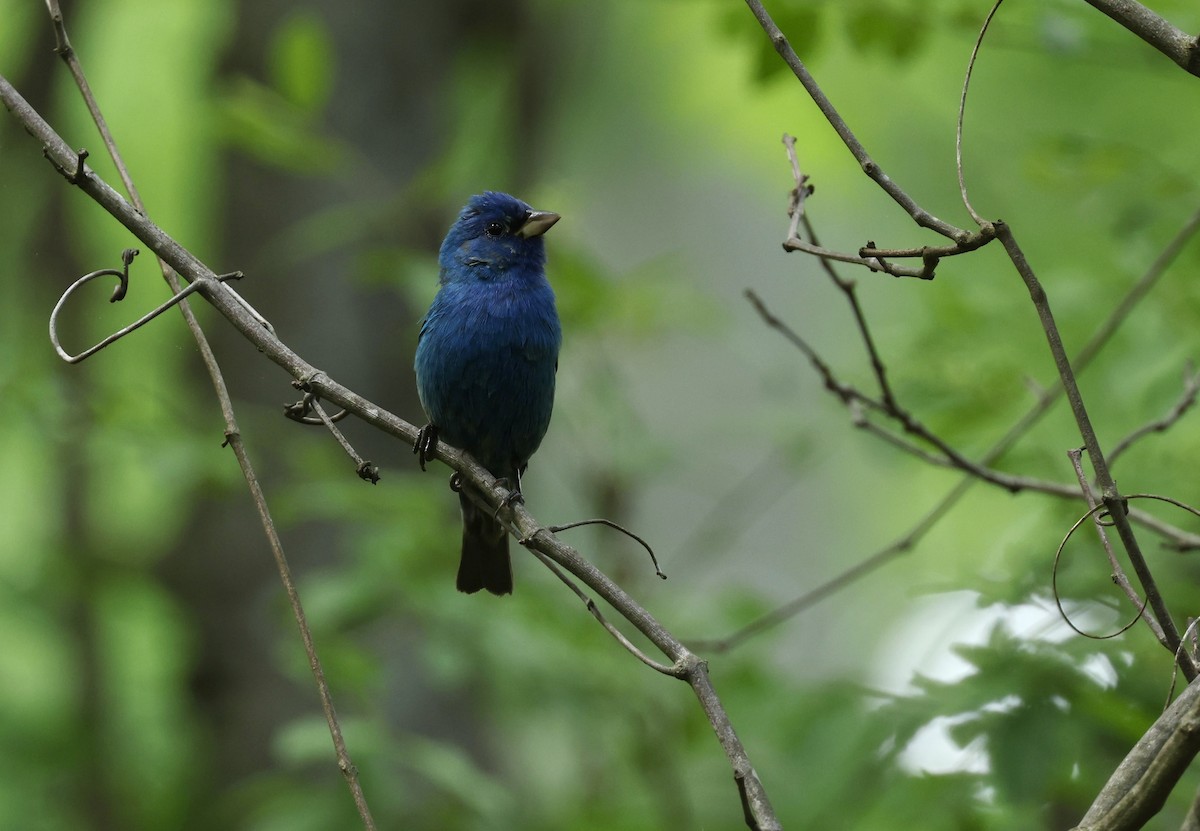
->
414 192 562 594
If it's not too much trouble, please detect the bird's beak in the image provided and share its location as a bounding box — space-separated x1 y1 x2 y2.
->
517 210 560 238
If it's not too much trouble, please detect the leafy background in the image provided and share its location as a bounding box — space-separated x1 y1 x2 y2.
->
3 0 1200 828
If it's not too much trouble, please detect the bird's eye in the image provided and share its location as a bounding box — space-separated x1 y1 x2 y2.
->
485 221 504 237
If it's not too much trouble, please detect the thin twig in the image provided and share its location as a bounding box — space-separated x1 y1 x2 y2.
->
956 0 1005 226
744 288 886 413
1108 365 1200 466
1164 618 1200 713
528 547 678 676
783 136 902 408
542 518 666 579
301 393 380 484
782 135 810 242
853 418 1074 496
782 236 931 278
1049 494 1200 651
747 288 1080 498
49 261 235 364
222 432 374 820
743 0 975 243
1065 448 1164 645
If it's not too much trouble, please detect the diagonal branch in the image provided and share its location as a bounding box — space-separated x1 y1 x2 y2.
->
744 0 984 247
1108 366 1200 467
996 222 1194 680
1072 601 1200 830
0 71 781 831
1065 449 1165 646
1080 0 1200 76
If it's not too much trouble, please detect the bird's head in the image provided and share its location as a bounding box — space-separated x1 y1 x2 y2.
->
439 191 560 283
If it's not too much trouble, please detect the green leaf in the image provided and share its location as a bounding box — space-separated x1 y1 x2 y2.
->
268 11 336 113
216 76 347 172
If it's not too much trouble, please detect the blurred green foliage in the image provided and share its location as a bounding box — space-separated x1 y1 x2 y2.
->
4 0 1200 829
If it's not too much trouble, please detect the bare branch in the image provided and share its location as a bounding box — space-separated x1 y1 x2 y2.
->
782 235 933 279
716 188 1200 650
1075 673 1200 830
743 0 980 244
997 222 1191 678
744 288 884 413
542 518 666 580
1081 0 1200 76
529 547 679 676
48 254 237 364
782 137 904 406
1060 449 1163 645
1109 366 1200 466
746 289 1082 498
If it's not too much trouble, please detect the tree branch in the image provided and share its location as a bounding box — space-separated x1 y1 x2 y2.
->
743 0 985 247
0 71 781 831
714 4 1200 652
1081 0 1200 76
1108 366 1200 467
1072 667 1200 830
996 222 1194 680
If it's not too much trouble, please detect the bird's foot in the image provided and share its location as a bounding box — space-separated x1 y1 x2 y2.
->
493 478 524 518
413 423 438 471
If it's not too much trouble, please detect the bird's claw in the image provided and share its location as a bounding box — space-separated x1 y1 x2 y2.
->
413 423 439 471
493 478 524 519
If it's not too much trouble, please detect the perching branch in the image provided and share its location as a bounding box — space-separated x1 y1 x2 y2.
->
0 69 781 831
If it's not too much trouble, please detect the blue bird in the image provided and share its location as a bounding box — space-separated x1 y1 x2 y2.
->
414 192 562 595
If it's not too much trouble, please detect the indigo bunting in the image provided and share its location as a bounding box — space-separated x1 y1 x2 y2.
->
414 192 562 595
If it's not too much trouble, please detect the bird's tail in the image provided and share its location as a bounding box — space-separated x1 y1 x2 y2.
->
457 490 513 595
